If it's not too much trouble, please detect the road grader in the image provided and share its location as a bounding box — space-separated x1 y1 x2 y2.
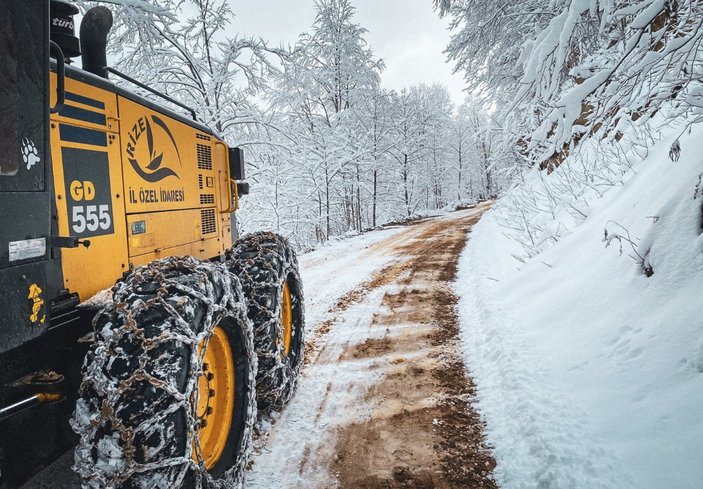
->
0 1 305 487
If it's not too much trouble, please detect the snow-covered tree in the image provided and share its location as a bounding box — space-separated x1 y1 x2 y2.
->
437 0 703 262
388 87 433 217
79 0 282 139
435 0 557 100
522 0 703 163
266 0 384 240
438 0 703 166
421 84 454 210
357 88 395 227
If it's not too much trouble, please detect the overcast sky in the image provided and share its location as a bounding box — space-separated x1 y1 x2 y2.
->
233 0 468 105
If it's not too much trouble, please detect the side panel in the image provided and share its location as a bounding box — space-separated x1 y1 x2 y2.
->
127 208 202 256
50 75 129 301
215 141 234 248
0 262 49 352
120 97 232 266
0 0 59 354
0 0 47 191
120 97 200 213
49 77 236 301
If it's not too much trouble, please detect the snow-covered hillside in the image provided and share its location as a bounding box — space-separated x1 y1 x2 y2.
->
456 122 703 488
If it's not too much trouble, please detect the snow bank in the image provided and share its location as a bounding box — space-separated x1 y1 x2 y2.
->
456 122 703 488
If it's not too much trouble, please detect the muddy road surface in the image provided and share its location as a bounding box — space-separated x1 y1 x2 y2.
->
247 204 496 488
23 204 495 489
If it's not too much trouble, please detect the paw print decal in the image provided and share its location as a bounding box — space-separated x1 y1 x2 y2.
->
21 138 40 170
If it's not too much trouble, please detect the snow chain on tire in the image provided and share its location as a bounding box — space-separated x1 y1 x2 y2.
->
71 256 257 489
226 232 305 413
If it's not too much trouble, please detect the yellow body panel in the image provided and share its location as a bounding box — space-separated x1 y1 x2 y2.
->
50 74 129 301
128 237 225 270
50 74 235 303
126 208 226 266
120 97 202 213
127 209 202 257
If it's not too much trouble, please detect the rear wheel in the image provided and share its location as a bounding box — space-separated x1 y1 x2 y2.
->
227 232 305 413
72 257 256 489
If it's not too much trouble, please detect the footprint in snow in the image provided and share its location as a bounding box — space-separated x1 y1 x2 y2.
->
608 325 645 365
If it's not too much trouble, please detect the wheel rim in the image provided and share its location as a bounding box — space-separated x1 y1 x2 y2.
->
194 326 235 470
281 281 293 356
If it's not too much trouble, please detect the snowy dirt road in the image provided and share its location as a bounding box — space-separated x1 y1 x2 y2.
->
247 203 496 489
23 204 494 489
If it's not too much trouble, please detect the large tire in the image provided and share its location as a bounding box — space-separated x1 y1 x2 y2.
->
71 257 256 489
227 232 305 413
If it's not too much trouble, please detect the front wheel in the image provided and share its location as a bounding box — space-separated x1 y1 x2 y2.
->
71 257 256 489
227 232 305 413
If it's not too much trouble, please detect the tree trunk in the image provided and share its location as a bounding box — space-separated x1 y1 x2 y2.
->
343 185 352 230
356 165 362 232
317 192 324 243
404 153 411 217
372 169 378 228
325 163 331 240
457 140 463 201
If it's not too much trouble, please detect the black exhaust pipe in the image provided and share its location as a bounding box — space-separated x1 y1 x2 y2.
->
79 6 113 79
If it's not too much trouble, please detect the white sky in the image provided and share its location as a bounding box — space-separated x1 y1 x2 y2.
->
232 0 468 105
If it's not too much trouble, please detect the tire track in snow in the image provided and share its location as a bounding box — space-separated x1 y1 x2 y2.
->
246 204 496 488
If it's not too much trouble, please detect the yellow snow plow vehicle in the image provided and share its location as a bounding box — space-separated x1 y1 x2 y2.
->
0 1 305 487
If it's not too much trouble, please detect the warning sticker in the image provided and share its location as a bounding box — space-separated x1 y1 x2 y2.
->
9 238 46 262
28 283 46 325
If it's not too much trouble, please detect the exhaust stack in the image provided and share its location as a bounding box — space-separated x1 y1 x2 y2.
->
80 7 113 79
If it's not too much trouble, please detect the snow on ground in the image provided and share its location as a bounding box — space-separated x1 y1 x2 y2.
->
246 208 489 488
245 225 410 487
246 287 391 488
298 226 406 330
456 123 703 488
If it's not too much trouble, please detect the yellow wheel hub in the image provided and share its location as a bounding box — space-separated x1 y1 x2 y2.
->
193 326 235 470
281 281 293 356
